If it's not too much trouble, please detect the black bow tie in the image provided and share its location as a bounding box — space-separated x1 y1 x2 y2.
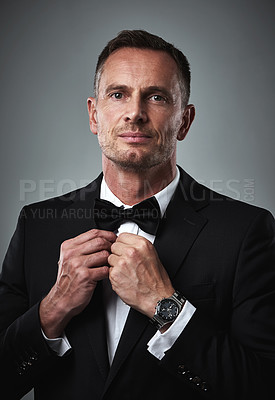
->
93 196 161 235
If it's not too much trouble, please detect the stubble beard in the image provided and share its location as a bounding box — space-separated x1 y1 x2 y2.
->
97 127 176 172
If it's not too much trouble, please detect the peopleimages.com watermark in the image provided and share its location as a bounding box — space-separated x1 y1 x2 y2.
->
19 178 256 203
197 178 255 203
19 179 92 202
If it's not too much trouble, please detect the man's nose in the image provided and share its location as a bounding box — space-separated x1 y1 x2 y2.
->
123 97 148 123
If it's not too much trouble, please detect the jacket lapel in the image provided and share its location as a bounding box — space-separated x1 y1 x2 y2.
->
102 167 209 394
65 173 111 381
102 307 153 394
83 283 110 380
154 167 208 280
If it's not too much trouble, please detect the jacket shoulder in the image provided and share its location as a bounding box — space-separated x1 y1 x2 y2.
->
178 165 274 220
21 174 102 215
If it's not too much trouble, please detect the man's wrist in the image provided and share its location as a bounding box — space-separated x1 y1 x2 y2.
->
41 329 72 357
39 292 71 339
147 300 196 360
159 321 173 334
150 291 186 331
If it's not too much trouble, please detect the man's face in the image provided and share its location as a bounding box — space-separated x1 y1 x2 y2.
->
88 48 192 172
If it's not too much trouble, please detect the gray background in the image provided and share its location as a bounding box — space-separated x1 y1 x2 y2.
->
0 0 274 399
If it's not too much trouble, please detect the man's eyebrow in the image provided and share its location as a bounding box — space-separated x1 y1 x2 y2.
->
105 84 130 94
144 86 172 98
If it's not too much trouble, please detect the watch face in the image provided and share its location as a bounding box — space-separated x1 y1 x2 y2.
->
157 299 179 321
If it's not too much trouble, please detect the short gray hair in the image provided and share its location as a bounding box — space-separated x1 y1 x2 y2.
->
94 30 191 107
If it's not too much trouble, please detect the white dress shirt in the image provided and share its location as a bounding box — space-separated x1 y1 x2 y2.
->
43 167 196 362
100 167 196 363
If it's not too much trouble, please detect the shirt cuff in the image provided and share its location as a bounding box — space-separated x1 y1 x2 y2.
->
147 300 196 360
41 329 72 357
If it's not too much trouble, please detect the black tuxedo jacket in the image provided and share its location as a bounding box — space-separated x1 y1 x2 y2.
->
0 167 275 400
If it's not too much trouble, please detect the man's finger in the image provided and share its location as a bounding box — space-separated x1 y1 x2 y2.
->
108 253 119 268
110 241 127 256
80 237 114 255
116 232 142 244
83 250 112 268
89 266 109 282
69 229 117 246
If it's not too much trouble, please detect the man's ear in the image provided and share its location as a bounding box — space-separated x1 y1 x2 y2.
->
87 97 98 135
177 104 195 141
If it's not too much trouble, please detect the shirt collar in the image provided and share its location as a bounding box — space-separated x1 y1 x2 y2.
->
100 166 180 218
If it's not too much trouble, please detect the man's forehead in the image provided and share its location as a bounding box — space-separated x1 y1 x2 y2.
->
99 47 180 89
104 47 177 69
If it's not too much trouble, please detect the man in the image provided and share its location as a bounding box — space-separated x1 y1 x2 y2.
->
0 30 274 400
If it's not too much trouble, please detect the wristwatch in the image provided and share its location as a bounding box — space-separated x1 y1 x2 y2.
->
150 291 186 330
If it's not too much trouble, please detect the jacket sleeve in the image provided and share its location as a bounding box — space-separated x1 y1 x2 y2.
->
0 208 58 399
159 209 275 399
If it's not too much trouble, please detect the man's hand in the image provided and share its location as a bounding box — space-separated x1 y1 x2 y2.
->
40 229 117 338
108 233 174 318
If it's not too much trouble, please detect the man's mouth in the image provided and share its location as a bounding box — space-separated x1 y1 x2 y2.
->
118 131 152 143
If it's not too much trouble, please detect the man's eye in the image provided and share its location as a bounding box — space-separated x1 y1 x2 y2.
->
110 93 123 99
150 95 166 102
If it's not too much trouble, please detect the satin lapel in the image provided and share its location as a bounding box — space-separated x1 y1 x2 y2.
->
103 307 154 394
154 170 209 280
83 283 110 380
65 173 110 380
103 169 209 394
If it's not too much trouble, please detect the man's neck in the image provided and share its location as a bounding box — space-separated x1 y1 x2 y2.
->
102 159 177 206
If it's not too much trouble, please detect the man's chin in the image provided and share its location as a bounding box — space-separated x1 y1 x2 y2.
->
101 145 167 172
107 154 159 172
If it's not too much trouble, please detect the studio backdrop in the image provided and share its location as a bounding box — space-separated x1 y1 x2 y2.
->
0 1 274 399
